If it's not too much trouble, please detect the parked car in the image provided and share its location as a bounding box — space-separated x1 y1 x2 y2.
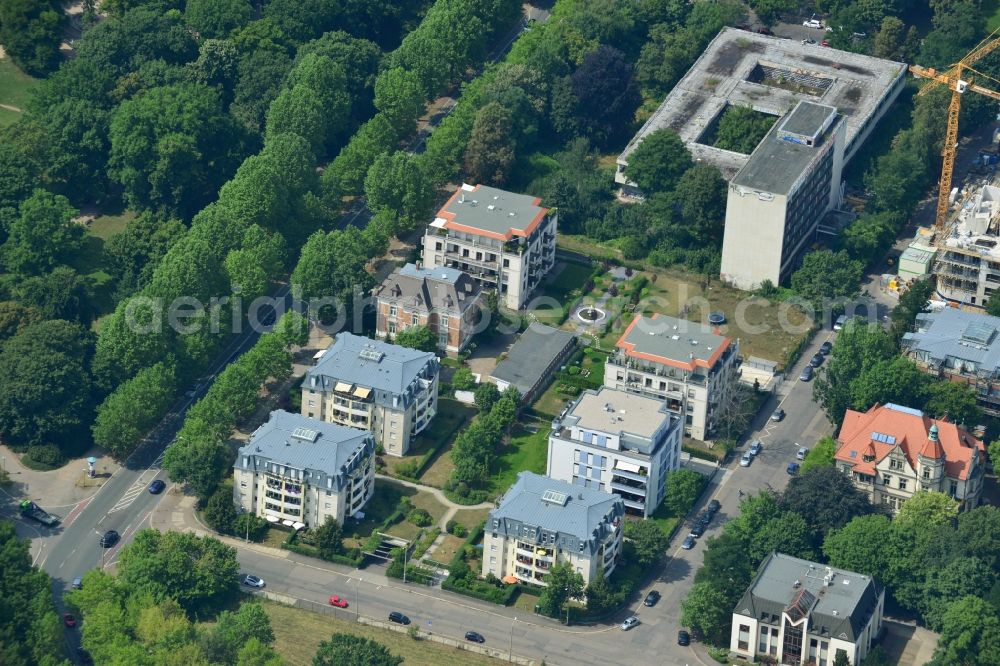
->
707 499 721 514
749 440 763 456
797 446 809 460
148 479 165 494
99 530 119 548
833 314 847 330
803 18 823 28
388 611 411 625
63 613 77 628
72 576 83 590
819 341 833 355
699 511 713 527
681 535 696 550
241 574 265 588
801 38 817 45
689 523 705 538
771 408 785 422
740 452 753 467
644 590 661 607
678 630 691 646
809 354 824 368
799 366 814 382
821 39 830 46
328 595 348 608
787 462 801 475
621 616 640 631
465 631 485 643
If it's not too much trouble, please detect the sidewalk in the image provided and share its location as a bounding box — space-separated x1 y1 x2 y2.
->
375 474 493 530
0 444 121 510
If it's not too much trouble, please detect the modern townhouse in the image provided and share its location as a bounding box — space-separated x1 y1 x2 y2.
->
302 333 439 457
233 410 375 529
604 314 741 440
547 387 682 517
483 472 624 587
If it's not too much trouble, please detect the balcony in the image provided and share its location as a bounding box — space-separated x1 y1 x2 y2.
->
620 497 647 512
610 468 648 484
611 480 648 496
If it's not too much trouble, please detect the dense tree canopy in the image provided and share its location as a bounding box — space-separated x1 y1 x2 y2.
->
184 0 252 39
712 105 776 154
623 128 692 195
0 0 64 75
313 633 403 666
393 325 438 352
1 190 83 276
0 521 63 666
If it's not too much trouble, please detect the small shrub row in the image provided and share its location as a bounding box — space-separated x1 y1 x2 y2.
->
412 527 441 559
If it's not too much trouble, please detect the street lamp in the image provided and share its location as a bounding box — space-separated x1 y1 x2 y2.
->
355 577 360 621
508 616 517 662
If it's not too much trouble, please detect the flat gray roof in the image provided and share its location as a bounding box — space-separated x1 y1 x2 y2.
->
491 323 576 396
617 314 731 367
490 471 622 542
566 387 669 440
236 410 373 482
306 333 437 396
735 553 883 643
436 184 549 239
617 27 906 179
779 100 836 139
731 104 842 195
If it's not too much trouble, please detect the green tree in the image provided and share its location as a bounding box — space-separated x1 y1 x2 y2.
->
374 67 425 130
957 506 1000 569
108 82 246 218
896 491 959 529
987 294 1000 317
790 250 864 310
671 164 728 246
314 516 344 559
75 6 198 77
585 568 618 615
928 596 1000 665
105 213 186 297
823 515 895 581
874 16 906 59
0 300 41 342
274 310 310 349
2 190 83 276
224 225 287 300
92 362 177 459
393 325 438 353
923 380 982 427
291 227 373 310
236 637 283 666
213 602 276 662
184 0 251 38
537 561 585 619
681 581 731 643
623 519 669 565
848 356 928 413
624 128 692 195
473 383 501 412
833 650 851 666
664 469 706 517
265 83 327 150
452 367 476 391
713 105 776 153
568 45 640 148
364 151 435 230
117 530 239 613
312 633 403 666
0 320 94 450
464 102 516 186
231 47 294 135
781 465 878 539
890 278 933 342
921 557 996 630
0 0 64 75
12 266 94 324
800 436 837 473
203 484 238 534
814 318 898 424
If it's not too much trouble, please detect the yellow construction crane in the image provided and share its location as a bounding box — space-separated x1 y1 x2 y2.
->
910 27 1000 229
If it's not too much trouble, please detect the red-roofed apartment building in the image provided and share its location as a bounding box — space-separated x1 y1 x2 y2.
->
604 314 741 441
421 184 557 310
835 402 986 513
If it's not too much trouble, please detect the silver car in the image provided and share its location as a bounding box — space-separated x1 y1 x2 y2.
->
740 452 753 467
621 616 640 631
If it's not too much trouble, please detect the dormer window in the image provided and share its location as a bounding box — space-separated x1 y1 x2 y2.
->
862 452 875 463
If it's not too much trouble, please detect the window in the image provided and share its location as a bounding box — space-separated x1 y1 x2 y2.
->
738 624 750 651
412 314 419 325
308 412 314 418
882 474 891 486
440 315 450 328
890 459 902 470
759 627 769 653
324 502 331 509
388 322 396 334
898 478 908 491
389 305 397 316
308 399 315 407
489 556 497 564
950 480 958 497
390 433 397 440
240 481 247 488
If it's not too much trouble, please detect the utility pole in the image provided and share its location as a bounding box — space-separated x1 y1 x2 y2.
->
403 544 408 584
509 616 517 662
355 577 359 621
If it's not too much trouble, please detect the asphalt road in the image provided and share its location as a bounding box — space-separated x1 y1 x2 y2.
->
39 287 289 660
233 329 838 666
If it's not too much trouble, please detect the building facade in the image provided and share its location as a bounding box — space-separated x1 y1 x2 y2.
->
421 183 557 310
233 411 375 529
834 402 986 512
302 334 439 457
374 263 483 355
902 305 1000 417
604 314 741 441
483 472 624 587
720 101 846 290
933 184 1000 308
547 387 682 517
731 553 884 666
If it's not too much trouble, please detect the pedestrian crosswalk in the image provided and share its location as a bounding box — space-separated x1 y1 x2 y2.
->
108 470 158 514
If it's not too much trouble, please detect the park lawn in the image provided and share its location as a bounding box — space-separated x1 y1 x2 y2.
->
646 505 681 537
88 210 136 240
418 447 455 489
409 490 449 525
489 422 548 497
382 399 475 478
0 58 39 113
0 106 19 127
558 234 623 262
263 600 500 666
383 520 422 541
527 260 594 324
428 534 466 565
532 381 574 418
343 479 416 539
450 507 490 531
511 589 542 614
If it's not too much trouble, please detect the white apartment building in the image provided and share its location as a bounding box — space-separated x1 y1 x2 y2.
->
303 333 439 457
483 472 624 587
547 387 682 517
233 410 375 529
421 183 557 310
731 553 885 666
604 314 741 441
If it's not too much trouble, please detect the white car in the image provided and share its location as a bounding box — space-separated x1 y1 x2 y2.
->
797 447 809 460
241 574 265 588
621 616 640 631
803 18 823 28
749 440 763 456
740 452 753 467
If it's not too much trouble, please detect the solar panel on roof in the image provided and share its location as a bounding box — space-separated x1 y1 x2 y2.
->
871 432 896 445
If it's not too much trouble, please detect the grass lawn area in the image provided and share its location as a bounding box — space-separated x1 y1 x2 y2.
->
489 421 548 497
0 58 39 119
409 490 448 525
532 350 606 418
511 589 541 614
558 234 623 262
429 534 466 565
527 260 594 325
261 527 291 549
384 520 423 541
263 600 500 666
0 106 19 127
418 448 455 489
342 479 416 539
88 209 136 240
450 507 490 531
532 381 574 419
646 506 681 537
382 399 475 479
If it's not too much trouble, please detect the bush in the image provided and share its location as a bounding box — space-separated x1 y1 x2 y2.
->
234 513 268 542
408 508 433 527
452 367 476 390
567 366 581 376
446 520 468 537
23 444 65 469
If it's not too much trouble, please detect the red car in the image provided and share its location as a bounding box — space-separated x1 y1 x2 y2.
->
63 613 77 628
328 595 349 608
821 40 830 46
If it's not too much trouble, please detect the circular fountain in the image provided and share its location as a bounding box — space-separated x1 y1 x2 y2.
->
576 306 606 324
